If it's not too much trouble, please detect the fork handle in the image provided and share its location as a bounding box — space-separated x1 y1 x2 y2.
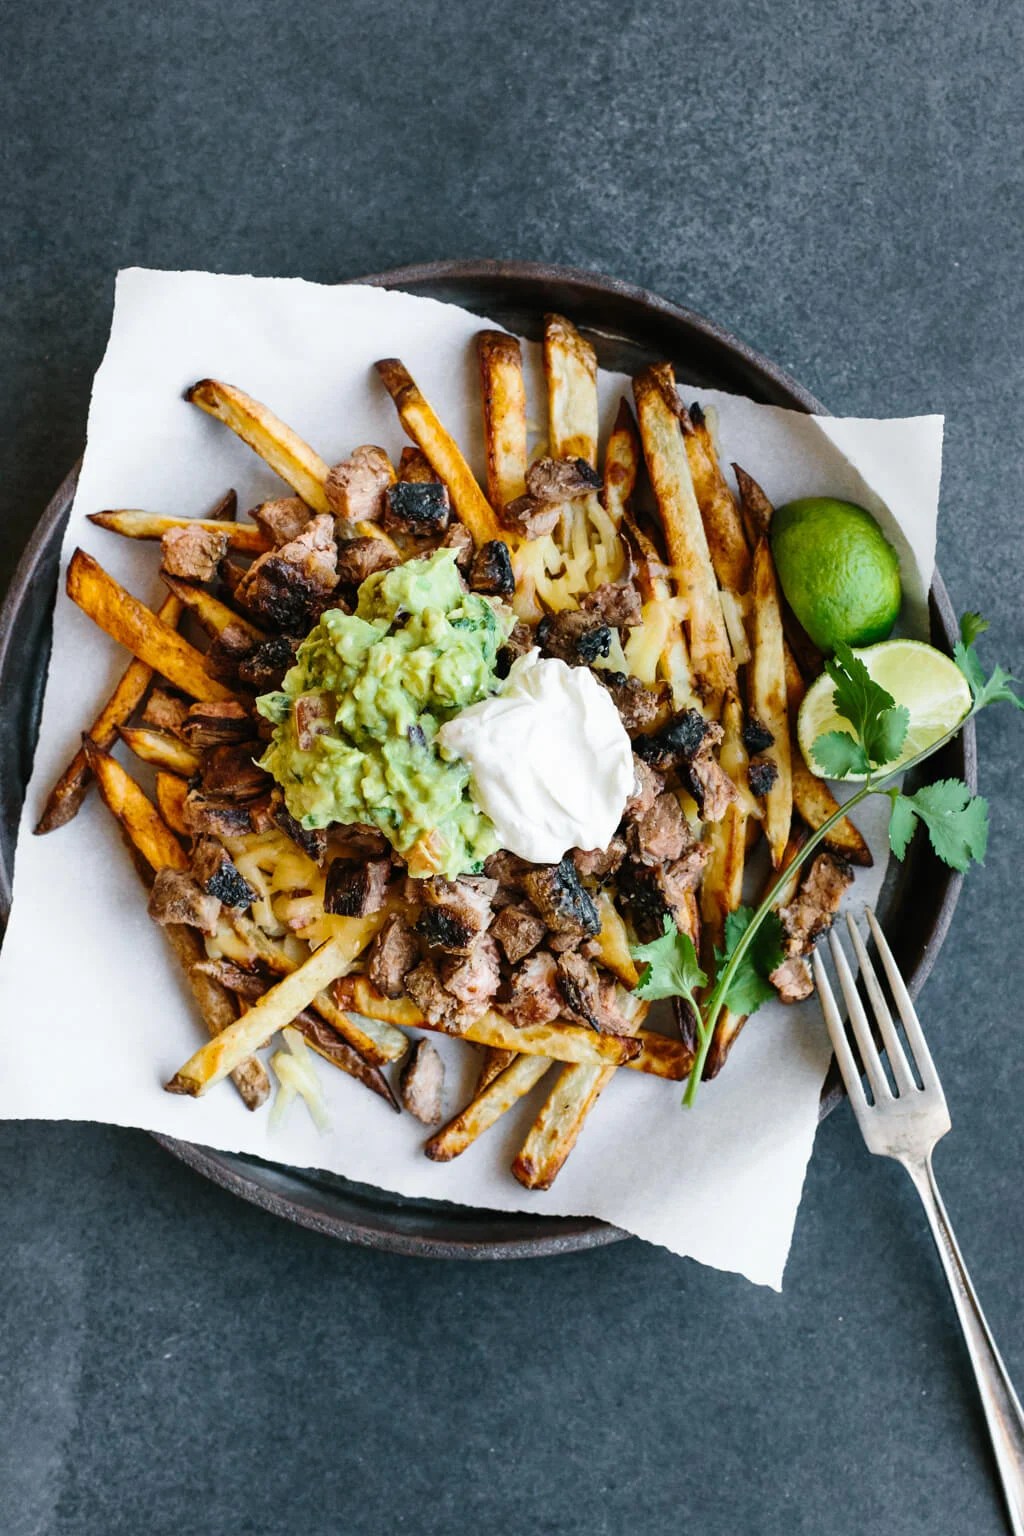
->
906 1154 1024 1535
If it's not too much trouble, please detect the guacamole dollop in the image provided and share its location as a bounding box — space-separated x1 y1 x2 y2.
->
256 548 514 878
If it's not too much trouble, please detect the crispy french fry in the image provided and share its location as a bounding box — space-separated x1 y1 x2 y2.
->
593 892 639 986
476 1046 518 1094
118 726 200 777
477 330 527 510
750 538 793 867
161 926 270 1110
627 1028 695 1081
425 1054 552 1161
512 1062 615 1189
84 740 187 872
733 463 774 545
186 379 332 514
791 758 873 866
633 366 735 716
161 576 266 640
88 511 268 553
67 550 235 703
35 591 184 834
700 691 749 956
155 772 190 836
602 398 640 527
166 934 358 1096
684 406 751 597
544 313 598 466
375 359 502 547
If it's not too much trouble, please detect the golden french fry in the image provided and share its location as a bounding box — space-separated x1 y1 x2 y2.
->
476 1046 519 1094
161 576 266 640
425 1054 552 1162
592 892 639 986
118 726 200 777
375 359 502 546
791 758 873 866
544 313 599 466
684 407 751 597
155 772 190 836
477 330 528 510
627 1028 695 1081
512 1061 615 1189
35 591 184 834
633 366 735 716
67 550 235 703
733 463 775 545
186 379 332 513
700 691 749 956
602 398 640 527
88 510 268 553
750 537 793 867
84 740 187 872
161 925 270 1110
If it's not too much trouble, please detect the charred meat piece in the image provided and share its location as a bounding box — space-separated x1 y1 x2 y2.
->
399 1038 445 1124
383 480 451 537
323 857 392 917
502 951 562 1026
580 581 643 629
205 622 260 684
616 853 706 943
633 708 713 771
537 611 612 667
482 849 531 907
416 876 496 954
572 836 626 882
556 952 635 1036
237 635 300 691
183 701 252 748
235 515 338 630
218 556 249 603
601 672 665 733
525 455 602 502
404 960 466 1031
141 686 191 736
272 799 327 864
250 496 311 547
335 535 400 586
496 620 535 678
367 914 420 999
441 521 474 570
627 790 690 867
469 539 515 597
522 855 599 939
440 932 501 1011
498 494 561 541
147 867 221 934
685 741 739 823
769 955 815 1003
624 755 666 820
201 744 269 802
398 446 436 483
547 931 582 954
190 837 257 909
659 845 711 906
778 851 853 956
748 756 780 797
160 524 229 582
324 445 394 526
743 715 775 754
490 902 546 964
183 790 253 838
332 822 391 860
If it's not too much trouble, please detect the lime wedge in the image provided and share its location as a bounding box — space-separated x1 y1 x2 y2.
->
797 639 972 780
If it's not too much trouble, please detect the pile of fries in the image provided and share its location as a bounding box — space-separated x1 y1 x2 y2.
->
39 313 871 1190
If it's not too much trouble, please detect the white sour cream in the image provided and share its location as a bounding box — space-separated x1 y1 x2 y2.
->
438 650 634 863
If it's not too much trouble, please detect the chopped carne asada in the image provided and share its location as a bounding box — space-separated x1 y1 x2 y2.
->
742 715 775 754
383 480 451 536
141 686 191 736
490 902 546 964
747 756 779 797
323 856 392 917
182 790 253 838
502 950 563 1026
616 852 705 943
398 446 436 483
334 535 400 586
601 671 666 732
580 580 643 629
556 952 634 1036
367 914 420 999
235 515 338 630
469 539 515 596
440 520 474 569
521 855 600 938
440 932 501 1010
324 445 394 526
536 611 612 667
572 836 626 882
496 620 535 677
271 799 327 863
399 1038 446 1124
769 955 815 1004
250 496 311 547
498 493 562 540
160 524 229 582
416 876 496 954
237 635 300 691
624 755 666 820
404 959 469 1030
626 790 691 866
190 837 257 909
200 744 269 801
482 848 531 906
205 622 260 683
525 455 603 502
685 739 739 822
633 708 713 771
778 851 853 956
147 867 221 934
183 700 252 748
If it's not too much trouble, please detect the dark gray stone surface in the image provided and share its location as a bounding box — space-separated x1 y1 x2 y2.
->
2 0 1023 1531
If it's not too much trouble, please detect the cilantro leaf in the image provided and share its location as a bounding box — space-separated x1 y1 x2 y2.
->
811 730 871 779
825 642 910 768
954 611 1024 713
632 917 707 1007
972 664 1024 713
887 779 989 872
714 906 786 1017
960 611 990 648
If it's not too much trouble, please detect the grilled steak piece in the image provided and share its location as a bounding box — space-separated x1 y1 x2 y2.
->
572 837 626 882
634 708 713 771
272 799 327 864
441 521 474 570
237 635 300 691
469 539 515 596
323 857 391 917
525 455 602 502
778 851 853 956
399 1038 445 1124
205 622 260 684
748 756 779 797
160 524 228 582
183 790 253 838
404 960 467 1030
235 515 338 630
217 556 249 602
416 876 497 954
547 931 582 953
601 672 665 733
522 855 600 939
324 445 394 526
556 952 634 1036
201 744 269 801
624 755 666 820
398 446 436 482
769 955 815 1003
250 496 311 547
616 852 706 943
490 903 546 964
335 535 400 586
743 715 775 754
183 701 252 748
502 951 562 1025
147 867 221 934
496 620 535 678
332 822 390 860
190 838 257 909
367 914 420 998
536 611 612 667
498 494 561 540
141 686 191 736
482 849 531 907
580 581 643 629
627 790 690 866
440 933 501 1010
685 741 739 822
658 845 711 906
383 480 451 536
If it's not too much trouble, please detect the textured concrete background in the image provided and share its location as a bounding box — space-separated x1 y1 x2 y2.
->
3 1 1023 1532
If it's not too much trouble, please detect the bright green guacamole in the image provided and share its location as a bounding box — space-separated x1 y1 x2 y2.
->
256 548 514 878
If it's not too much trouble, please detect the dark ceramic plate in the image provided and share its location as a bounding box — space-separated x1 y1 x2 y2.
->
0 260 974 1259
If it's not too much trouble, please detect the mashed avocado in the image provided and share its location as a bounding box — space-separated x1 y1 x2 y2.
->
257 548 514 878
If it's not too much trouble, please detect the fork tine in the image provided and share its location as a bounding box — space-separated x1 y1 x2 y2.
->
812 950 870 1118
828 930 892 1102
845 913 917 1095
865 909 941 1090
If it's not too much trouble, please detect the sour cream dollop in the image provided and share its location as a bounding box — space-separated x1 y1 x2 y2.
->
437 650 634 864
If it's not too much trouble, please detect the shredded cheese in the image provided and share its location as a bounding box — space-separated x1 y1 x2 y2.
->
270 1026 331 1133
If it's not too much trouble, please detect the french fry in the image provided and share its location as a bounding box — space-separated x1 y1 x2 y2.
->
35 591 184 834
186 379 332 514
66 550 235 703
733 463 774 545
375 359 502 546
88 510 268 554
633 366 735 716
425 1054 552 1161
477 330 527 509
511 1062 615 1190
161 576 266 640
544 313 599 466
700 691 750 957
476 1046 518 1093
118 726 200 778
684 406 751 597
602 398 640 527
623 516 696 710
592 892 640 986
155 772 189 836
161 925 270 1110
750 538 793 867
83 740 187 872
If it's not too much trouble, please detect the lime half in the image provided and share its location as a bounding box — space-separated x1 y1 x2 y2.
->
797 639 972 780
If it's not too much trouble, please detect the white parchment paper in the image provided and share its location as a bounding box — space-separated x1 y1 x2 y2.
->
0 270 944 1287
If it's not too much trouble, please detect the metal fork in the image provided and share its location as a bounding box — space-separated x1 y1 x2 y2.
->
814 908 1024 1534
